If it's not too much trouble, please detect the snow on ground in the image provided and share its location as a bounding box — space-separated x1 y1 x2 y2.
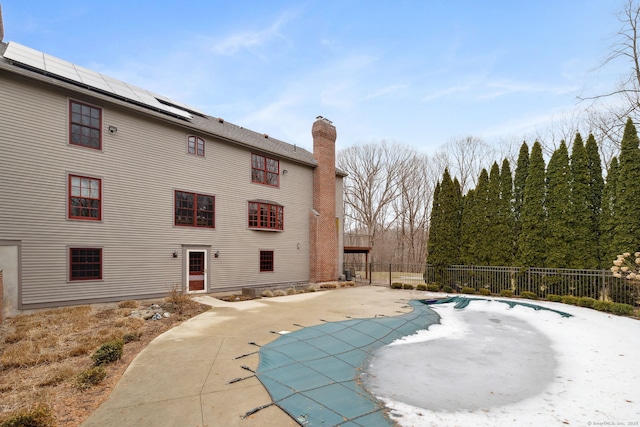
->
364 298 640 427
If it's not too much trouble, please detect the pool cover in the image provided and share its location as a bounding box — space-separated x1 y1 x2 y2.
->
255 300 441 426
423 296 573 317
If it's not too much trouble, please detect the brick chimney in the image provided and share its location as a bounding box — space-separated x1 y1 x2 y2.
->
309 116 338 283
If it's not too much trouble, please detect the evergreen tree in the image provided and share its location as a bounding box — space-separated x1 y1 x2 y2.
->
568 133 598 268
427 169 461 267
513 142 530 257
427 181 441 262
459 188 477 264
475 168 492 264
612 118 640 254
492 158 515 265
600 157 619 265
516 141 547 267
585 133 604 267
545 141 571 268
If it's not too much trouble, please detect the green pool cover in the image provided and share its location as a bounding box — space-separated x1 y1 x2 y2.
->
423 296 573 317
255 300 441 426
255 296 571 426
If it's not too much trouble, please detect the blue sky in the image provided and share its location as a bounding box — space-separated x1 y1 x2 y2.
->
1 1 629 153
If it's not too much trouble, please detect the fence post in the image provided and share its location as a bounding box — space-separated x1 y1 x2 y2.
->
601 269 606 301
389 264 392 286
368 263 372 285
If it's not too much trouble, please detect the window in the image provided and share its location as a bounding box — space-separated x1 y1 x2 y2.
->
70 248 102 280
251 153 279 186
175 191 215 228
188 136 205 156
248 201 283 230
70 100 102 149
260 250 274 272
69 175 102 220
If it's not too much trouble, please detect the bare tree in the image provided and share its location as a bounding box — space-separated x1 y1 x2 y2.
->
337 141 413 252
580 0 640 152
392 152 433 264
436 135 494 194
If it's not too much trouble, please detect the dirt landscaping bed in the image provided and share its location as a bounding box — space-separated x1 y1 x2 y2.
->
0 294 209 427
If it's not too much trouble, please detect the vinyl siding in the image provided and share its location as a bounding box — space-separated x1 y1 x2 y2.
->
0 71 314 308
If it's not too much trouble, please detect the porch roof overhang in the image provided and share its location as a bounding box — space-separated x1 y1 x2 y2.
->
344 246 372 254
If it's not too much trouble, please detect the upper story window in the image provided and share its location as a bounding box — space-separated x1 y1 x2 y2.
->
70 248 102 281
70 100 102 150
248 201 284 230
188 136 205 157
251 154 279 187
69 175 102 220
175 191 215 228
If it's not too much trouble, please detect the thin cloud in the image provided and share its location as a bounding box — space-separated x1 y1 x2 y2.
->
422 85 471 102
479 80 578 100
209 10 297 56
364 84 408 100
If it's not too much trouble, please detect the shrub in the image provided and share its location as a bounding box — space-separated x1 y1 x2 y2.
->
499 289 513 297
76 366 107 390
402 284 415 290
123 331 142 343
390 282 404 289
319 283 337 289
592 300 614 312
117 300 138 309
274 289 287 296
610 303 635 316
520 291 538 300
577 297 596 308
478 288 491 296
165 283 194 314
91 339 124 366
426 284 440 292
0 404 56 427
286 288 297 295
546 294 562 302
561 295 579 305
416 284 427 291
261 290 274 297
461 287 476 294
443 285 453 293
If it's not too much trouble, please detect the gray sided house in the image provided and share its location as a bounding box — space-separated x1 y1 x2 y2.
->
0 40 345 317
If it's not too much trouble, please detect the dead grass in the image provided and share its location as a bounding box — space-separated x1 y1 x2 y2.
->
0 296 209 426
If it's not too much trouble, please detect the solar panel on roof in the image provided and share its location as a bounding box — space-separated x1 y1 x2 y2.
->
3 41 198 120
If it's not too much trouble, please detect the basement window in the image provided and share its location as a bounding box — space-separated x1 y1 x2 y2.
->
260 250 274 272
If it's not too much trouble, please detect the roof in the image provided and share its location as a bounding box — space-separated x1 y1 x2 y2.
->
0 41 323 169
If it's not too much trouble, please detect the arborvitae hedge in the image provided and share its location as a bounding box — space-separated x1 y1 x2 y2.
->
516 141 547 267
545 140 571 268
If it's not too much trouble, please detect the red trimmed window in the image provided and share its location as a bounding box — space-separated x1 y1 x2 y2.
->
188 136 205 156
251 154 279 186
260 250 274 272
70 100 102 149
248 202 283 230
70 248 102 281
175 191 215 228
69 175 102 220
